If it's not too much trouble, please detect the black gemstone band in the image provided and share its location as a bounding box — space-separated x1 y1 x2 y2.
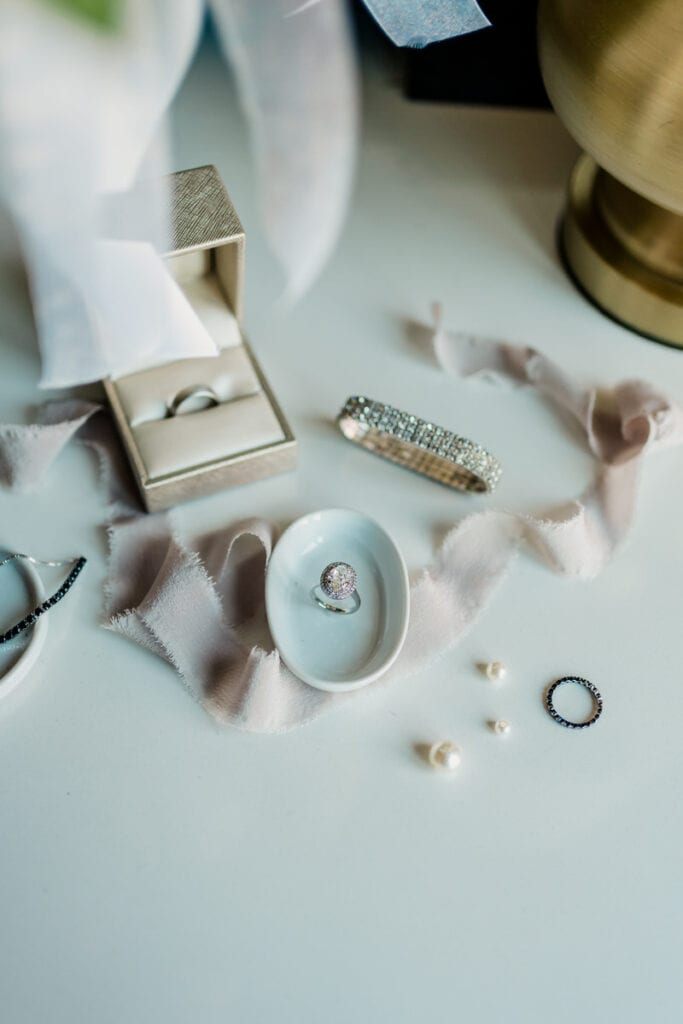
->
0 556 87 645
545 675 603 729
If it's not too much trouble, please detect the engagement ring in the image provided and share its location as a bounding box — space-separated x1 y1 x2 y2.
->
312 561 361 615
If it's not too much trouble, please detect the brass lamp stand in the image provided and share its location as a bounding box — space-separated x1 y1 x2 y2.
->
538 0 683 347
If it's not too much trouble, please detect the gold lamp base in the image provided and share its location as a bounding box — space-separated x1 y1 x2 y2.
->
562 155 683 348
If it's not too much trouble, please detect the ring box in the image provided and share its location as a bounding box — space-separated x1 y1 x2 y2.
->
103 164 296 512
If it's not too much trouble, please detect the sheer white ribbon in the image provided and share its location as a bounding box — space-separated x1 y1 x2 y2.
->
361 0 489 47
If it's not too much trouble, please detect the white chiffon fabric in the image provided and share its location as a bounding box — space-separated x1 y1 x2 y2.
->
0 1 495 390
208 0 358 303
1 316 682 730
0 0 212 388
0 0 357 386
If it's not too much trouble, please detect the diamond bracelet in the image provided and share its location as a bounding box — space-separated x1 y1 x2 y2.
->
337 396 502 494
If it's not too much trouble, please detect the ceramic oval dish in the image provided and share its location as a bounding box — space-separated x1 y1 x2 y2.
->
265 508 410 692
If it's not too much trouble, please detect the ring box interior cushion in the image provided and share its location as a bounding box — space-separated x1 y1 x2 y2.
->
104 165 296 512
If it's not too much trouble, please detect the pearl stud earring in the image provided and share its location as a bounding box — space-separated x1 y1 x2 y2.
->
484 660 507 682
428 740 462 772
491 719 511 736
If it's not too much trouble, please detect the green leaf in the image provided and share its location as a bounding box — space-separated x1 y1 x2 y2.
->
42 0 122 31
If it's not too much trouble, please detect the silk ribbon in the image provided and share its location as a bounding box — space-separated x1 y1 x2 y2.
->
1 313 682 730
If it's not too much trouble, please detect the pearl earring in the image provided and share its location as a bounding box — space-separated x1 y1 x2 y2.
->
484 660 507 682
490 719 511 736
428 740 462 772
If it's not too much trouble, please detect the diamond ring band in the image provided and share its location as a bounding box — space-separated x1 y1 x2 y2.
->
312 561 361 615
337 396 501 494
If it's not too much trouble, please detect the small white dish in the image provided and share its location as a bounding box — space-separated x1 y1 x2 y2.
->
265 508 410 692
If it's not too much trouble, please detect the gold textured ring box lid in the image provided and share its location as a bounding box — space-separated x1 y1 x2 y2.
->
104 165 296 513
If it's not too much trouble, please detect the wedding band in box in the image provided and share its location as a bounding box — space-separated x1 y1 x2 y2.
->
104 165 296 512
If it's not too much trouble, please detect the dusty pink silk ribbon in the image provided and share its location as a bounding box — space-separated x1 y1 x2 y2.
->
2 317 682 730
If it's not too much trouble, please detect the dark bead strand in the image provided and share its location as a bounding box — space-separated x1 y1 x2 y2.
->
0 557 87 645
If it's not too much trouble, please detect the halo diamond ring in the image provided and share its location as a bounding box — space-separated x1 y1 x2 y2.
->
312 561 361 615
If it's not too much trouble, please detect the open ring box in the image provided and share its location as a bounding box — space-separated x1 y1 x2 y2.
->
103 165 296 512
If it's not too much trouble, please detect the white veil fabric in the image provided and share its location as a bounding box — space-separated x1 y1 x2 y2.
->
0 0 358 386
0 0 492 389
0 0 213 388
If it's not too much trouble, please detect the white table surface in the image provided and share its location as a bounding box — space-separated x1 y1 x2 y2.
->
2 35 683 1024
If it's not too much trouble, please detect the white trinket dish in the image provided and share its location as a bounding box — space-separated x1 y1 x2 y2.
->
265 508 410 692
